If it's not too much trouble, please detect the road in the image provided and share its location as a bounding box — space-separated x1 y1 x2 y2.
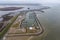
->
2 11 44 40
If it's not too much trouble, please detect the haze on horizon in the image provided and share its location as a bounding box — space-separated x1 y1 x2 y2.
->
0 0 60 4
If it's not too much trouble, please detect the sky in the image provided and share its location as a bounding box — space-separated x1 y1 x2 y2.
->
0 0 60 4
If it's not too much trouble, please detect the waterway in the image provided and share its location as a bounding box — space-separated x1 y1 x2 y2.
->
0 5 43 40
0 4 60 40
36 4 60 40
0 5 43 17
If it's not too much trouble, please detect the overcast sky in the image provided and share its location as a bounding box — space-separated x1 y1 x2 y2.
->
0 0 60 4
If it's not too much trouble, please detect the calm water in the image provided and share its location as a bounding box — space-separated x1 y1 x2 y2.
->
37 4 60 40
0 5 42 17
0 5 43 40
1 4 60 40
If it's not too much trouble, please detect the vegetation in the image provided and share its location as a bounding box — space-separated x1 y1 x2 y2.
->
0 14 19 38
12 22 20 28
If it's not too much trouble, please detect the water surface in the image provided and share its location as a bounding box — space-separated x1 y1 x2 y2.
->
37 4 60 40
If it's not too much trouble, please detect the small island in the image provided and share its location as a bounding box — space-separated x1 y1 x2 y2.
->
0 7 24 11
